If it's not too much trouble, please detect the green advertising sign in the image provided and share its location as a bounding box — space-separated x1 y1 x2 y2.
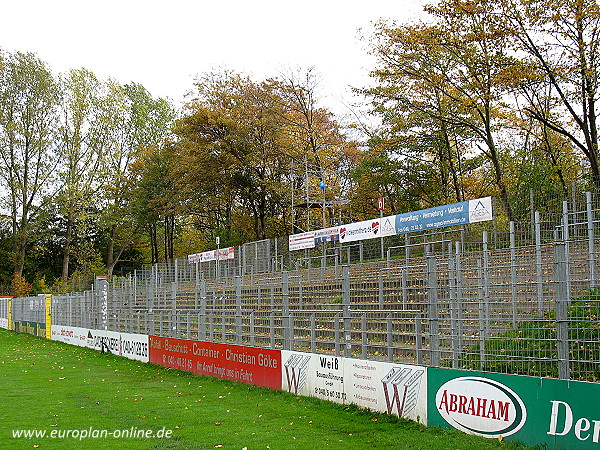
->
428 368 600 449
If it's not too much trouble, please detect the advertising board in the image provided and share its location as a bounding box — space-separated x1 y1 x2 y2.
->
149 336 281 389
429 368 600 449
339 216 396 243
395 197 492 235
51 325 149 362
288 231 316 251
281 351 427 424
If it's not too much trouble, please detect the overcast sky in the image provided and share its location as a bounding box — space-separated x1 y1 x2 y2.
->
1 0 427 114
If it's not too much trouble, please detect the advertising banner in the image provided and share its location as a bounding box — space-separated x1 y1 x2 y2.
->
345 359 427 424
189 247 235 263
281 351 427 424
395 197 492 235
289 231 316 251
0 318 8 329
428 368 600 449
282 351 346 403
149 336 281 389
51 325 149 362
51 325 88 347
339 216 396 243
314 227 340 244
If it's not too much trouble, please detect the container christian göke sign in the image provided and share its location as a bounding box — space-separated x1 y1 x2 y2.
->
149 336 282 390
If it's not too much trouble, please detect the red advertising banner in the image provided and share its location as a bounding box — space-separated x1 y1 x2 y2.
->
149 336 282 390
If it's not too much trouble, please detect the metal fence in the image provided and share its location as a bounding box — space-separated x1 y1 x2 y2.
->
5 192 600 383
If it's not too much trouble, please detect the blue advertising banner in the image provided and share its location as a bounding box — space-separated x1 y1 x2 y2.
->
395 197 492 235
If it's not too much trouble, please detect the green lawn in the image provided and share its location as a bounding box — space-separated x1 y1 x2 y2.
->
0 329 534 449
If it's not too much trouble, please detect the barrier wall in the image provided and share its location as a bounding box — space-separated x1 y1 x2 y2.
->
51 325 149 363
148 336 281 389
2 306 598 449
428 368 600 450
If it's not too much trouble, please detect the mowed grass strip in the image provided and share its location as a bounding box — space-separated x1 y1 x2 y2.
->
0 329 533 449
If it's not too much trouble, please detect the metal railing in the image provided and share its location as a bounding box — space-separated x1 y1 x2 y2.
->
4 192 600 383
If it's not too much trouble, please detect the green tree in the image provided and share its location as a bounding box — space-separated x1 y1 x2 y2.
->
502 0 600 188
0 50 61 280
56 67 105 281
365 1 520 220
174 71 292 241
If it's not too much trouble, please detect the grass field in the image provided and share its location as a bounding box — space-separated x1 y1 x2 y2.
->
0 329 535 449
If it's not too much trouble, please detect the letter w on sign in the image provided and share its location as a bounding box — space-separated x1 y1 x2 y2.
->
381 367 424 417
284 354 310 394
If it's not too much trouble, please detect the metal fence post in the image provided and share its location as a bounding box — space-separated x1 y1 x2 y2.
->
587 192 596 289
235 276 242 345
477 258 486 370
483 231 490 338
171 282 177 337
378 270 384 308
510 221 517 329
386 314 393 362
361 314 367 360
535 211 544 314
427 254 440 367
448 243 458 369
199 279 206 340
334 313 340 357
310 313 316 354
455 241 464 354
554 241 571 380
282 271 290 350
250 311 255 347
342 265 351 357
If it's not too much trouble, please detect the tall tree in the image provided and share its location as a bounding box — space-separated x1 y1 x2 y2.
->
0 50 61 278
98 81 176 275
175 72 291 241
365 1 520 220
56 67 104 281
502 0 600 188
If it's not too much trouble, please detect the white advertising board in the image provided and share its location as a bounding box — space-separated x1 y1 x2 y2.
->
339 215 396 243
51 325 149 362
345 359 427 424
288 232 315 251
281 350 427 424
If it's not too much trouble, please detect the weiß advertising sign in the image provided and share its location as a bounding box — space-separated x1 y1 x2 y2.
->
345 359 427 424
281 351 427 424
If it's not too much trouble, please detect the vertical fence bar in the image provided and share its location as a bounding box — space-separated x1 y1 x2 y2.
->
386 314 393 362
535 211 544 314
455 241 464 354
477 258 486 370
510 221 517 329
483 231 490 338
587 192 596 289
427 254 440 367
250 311 255 347
334 313 340 357
310 313 316 354
342 265 351 358
361 314 367 360
415 312 422 366
554 241 571 380
448 243 458 369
